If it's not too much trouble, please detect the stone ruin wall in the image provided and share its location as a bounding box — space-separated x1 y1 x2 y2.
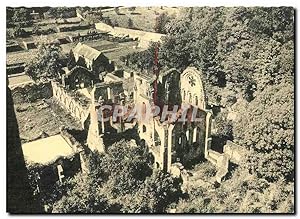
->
51 81 90 128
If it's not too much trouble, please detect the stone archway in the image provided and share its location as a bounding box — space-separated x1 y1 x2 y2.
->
74 107 81 120
69 101 75 114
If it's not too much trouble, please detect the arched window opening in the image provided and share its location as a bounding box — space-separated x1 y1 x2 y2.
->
154 129 161 147
155 162 160 169
193 127 198 143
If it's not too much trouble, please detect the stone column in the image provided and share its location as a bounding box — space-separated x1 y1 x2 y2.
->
204 111 212 158
87 103 105 153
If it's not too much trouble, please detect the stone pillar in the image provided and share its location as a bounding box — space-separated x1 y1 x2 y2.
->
204 111 212 158
87 103 105 153
167 124 175 172
79 151 89 174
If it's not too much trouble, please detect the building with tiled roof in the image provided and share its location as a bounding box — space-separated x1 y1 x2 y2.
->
72 42 111 73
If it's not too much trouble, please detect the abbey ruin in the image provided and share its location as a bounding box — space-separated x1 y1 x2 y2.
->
50 40 232 183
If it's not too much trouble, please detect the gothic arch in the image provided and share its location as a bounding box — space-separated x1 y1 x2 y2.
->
180 67 206 109
194 95 199 106
55 87 60 97
74 107 81 119
80 111 86 121
65 97 71 109
69 101 75 113
154 128 161 147
193 126 200 143
188 92 192 103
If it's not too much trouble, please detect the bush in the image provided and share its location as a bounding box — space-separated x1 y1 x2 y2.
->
213 112 233 140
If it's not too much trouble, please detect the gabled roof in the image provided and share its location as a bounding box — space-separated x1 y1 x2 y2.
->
73 42 102 61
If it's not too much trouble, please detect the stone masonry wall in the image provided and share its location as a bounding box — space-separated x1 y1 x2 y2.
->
51 81 90 127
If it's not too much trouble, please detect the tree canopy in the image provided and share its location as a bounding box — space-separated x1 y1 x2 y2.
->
51 140 182 213
12 8 31 23
233 83 294 182
126 7 293 104
25 43 64 82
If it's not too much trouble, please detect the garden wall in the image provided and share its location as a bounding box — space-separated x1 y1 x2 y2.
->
51 81 90 127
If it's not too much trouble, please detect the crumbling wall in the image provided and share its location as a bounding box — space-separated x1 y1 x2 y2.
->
51 81 90 127
93 81 124 103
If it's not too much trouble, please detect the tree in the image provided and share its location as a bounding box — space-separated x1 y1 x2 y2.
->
103 17 112 26
12 8 31 23
46 7 75 19
32 25 41 35
156 7 294 103
112 20 119 27
52 175 111 213
124 42 160 72
128 7 136 13
154 13 170 33
213 111 233 140
233 83 294 182
114 7 120 15
128 18 134 29
96 9 103 20
175 166 294 213
25 43 63 81
119 170 181 213
51 140 181 213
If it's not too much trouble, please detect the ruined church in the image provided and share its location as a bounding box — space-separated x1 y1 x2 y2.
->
52 42 229 181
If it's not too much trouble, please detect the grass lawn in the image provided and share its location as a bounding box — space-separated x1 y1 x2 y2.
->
102 6 181 32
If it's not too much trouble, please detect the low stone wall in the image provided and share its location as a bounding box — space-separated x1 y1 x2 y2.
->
51 81 90 127
95 22 165 48
11 81 52 104
7 64 25 75
56 23 90 33
7 44 23 53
